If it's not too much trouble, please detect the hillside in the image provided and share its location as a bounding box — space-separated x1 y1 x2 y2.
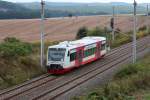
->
0 0 41 19
0 0 27 12
0 1 149 19
20 2 149 14
0 1 72 19
0 0 108 19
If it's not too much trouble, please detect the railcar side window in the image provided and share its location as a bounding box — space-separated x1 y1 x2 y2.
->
84 47 96 58
70 52 76 62
84 50 88 58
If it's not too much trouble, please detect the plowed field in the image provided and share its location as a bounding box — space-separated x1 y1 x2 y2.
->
0 15 149 42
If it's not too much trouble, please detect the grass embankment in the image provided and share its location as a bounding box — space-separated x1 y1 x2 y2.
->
73 54 150 100
111 26 150 48
0 38 58 90
0 38 40 89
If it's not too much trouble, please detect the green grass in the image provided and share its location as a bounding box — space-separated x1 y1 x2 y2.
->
0 55 44 89
0 38 60 90
73 54 150 100
144 94 150 100
127 91 150 100
111 26 150 48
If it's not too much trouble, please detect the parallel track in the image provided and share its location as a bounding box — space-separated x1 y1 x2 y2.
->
33 38 150 100
0 36 149 100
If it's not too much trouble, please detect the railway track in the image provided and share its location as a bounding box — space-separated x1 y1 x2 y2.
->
32 37 150 100
0 36 149 100
0 35 136 97
39 50 148 100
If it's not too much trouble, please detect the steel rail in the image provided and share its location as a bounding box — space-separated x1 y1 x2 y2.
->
0 36 149 100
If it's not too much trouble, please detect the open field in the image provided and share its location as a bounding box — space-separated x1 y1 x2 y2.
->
0 15 150 42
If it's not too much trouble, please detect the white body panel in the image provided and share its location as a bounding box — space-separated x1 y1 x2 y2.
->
101 50 107 56
64 61 75 69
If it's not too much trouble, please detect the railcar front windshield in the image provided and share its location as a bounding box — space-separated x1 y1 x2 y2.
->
48 48 66 61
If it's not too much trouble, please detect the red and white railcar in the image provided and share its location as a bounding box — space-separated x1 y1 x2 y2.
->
46 37 107 74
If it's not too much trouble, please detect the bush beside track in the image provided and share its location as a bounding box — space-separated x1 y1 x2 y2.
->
111 26 150 48
0 26 149 90
0 38 42 89
0 37 59 90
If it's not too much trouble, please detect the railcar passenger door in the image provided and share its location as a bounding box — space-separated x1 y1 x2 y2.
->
78 50 82 64
76 47 83 67
96 42 101 58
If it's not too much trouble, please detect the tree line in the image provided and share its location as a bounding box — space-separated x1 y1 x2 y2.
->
0 9 109 19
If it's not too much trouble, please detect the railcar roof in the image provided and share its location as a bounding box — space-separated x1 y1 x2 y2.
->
48 37 106 50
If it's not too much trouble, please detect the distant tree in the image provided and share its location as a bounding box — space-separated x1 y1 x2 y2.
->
76 27 88 39
88 27 105 36
110 18 114 30
138 25 147 31
4 37 20 43
68 13 73 18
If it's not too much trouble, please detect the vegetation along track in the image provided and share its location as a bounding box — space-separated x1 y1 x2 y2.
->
0 35 140 98
0 36 149 100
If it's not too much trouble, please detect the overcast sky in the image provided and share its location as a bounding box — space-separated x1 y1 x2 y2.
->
3 0 150 3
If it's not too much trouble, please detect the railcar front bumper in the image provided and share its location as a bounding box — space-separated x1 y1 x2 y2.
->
47 64 73 74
